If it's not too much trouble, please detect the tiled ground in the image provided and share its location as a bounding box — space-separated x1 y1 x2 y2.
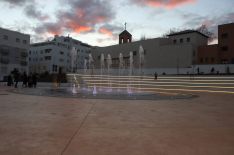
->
0 86 234 155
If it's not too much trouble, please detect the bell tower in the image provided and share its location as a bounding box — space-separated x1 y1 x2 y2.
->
119 22 132 44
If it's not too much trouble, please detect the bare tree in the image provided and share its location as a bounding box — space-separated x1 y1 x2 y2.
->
196 24 214 41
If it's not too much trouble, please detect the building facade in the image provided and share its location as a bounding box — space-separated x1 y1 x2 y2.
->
92 29 208 70
0 27 30 80
29 35 91 74
198 23 234 64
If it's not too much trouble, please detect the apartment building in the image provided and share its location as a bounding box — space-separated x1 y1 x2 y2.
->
29 35 91 74
0 27 30 80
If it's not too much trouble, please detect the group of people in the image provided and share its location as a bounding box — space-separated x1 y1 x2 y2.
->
7 70 38 88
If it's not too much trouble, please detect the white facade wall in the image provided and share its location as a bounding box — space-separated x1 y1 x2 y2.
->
91 32 208 70
0 27 30 80
92 38 194 69
168 32 208 63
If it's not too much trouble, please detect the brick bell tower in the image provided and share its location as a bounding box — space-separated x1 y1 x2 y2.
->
119 22 132 44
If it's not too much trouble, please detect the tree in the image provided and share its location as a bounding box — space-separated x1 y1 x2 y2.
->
196 25 213 38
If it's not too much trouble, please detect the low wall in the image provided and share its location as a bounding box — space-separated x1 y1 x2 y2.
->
75 64 234 76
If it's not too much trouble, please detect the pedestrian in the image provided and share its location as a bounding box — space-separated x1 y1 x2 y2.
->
32 73 38 88
154 72 158 80
211 67 215 74
28 73 33 88
226 66 230 74
13 69 20 88
22 72 28 87
7 74 13 86
197 67 200 75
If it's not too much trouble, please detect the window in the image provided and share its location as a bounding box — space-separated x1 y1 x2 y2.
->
200 58 203 63
45 49 52 53
45 56 51 60
221 59 228 64
16 38 20 43
20 61 27 66
3 35 8 40
232 58 234 64
23 40 27 44
205 57 208 63
133 51 137 56
59 59 64 62
180 38 183 43
60 51 64 55
221 46 228 51
29 51 31 54
53 65 58 72
221 33 228 39
187 38 190 42
40 50 43 54
29 57 31 61
211 57 214 63
173 40 177 44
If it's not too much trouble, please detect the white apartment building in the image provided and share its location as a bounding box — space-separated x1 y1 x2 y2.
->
0 27 30 80
29 35 91 74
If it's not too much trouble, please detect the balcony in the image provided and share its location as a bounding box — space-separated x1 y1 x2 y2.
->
0 49 10 56
0 58 10 64
21 52 28 58
20 61 28 66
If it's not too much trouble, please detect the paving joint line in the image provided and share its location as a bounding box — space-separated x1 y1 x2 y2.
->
60 102 96 155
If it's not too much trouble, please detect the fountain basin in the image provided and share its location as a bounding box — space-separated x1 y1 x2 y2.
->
9 87 197 100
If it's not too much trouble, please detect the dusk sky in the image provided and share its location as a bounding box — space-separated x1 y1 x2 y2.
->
0 0 233 46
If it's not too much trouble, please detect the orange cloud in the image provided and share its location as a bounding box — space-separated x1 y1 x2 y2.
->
34 0 115 37
68 21 92 33
131 0 196 9
99 28 113 36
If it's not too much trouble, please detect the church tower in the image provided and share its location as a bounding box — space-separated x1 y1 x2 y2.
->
119 23 132 44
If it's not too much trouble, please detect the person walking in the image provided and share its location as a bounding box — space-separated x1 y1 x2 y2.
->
22 72 28 87
32 73 38 88
28 73 33 88
13 69 20 88
154 72 158 80
7 74 13 86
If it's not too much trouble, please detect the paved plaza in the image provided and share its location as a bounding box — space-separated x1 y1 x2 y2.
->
0 77 234 155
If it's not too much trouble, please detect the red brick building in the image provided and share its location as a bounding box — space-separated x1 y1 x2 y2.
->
197 23 234 64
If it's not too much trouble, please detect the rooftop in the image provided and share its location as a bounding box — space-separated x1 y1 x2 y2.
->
0 27 30 36
167 30 209 38
119 30 132 36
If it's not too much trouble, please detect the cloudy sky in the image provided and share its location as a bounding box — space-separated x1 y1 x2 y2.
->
0 0 233 46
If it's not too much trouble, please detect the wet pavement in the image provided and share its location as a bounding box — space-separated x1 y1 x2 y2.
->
0 85 234 155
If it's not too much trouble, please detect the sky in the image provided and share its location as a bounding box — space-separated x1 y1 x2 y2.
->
0 0 233 46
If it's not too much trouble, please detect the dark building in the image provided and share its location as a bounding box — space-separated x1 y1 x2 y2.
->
198 23 234 64
119 30 132 44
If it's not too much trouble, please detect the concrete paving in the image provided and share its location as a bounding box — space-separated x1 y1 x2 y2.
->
0 86 234 155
